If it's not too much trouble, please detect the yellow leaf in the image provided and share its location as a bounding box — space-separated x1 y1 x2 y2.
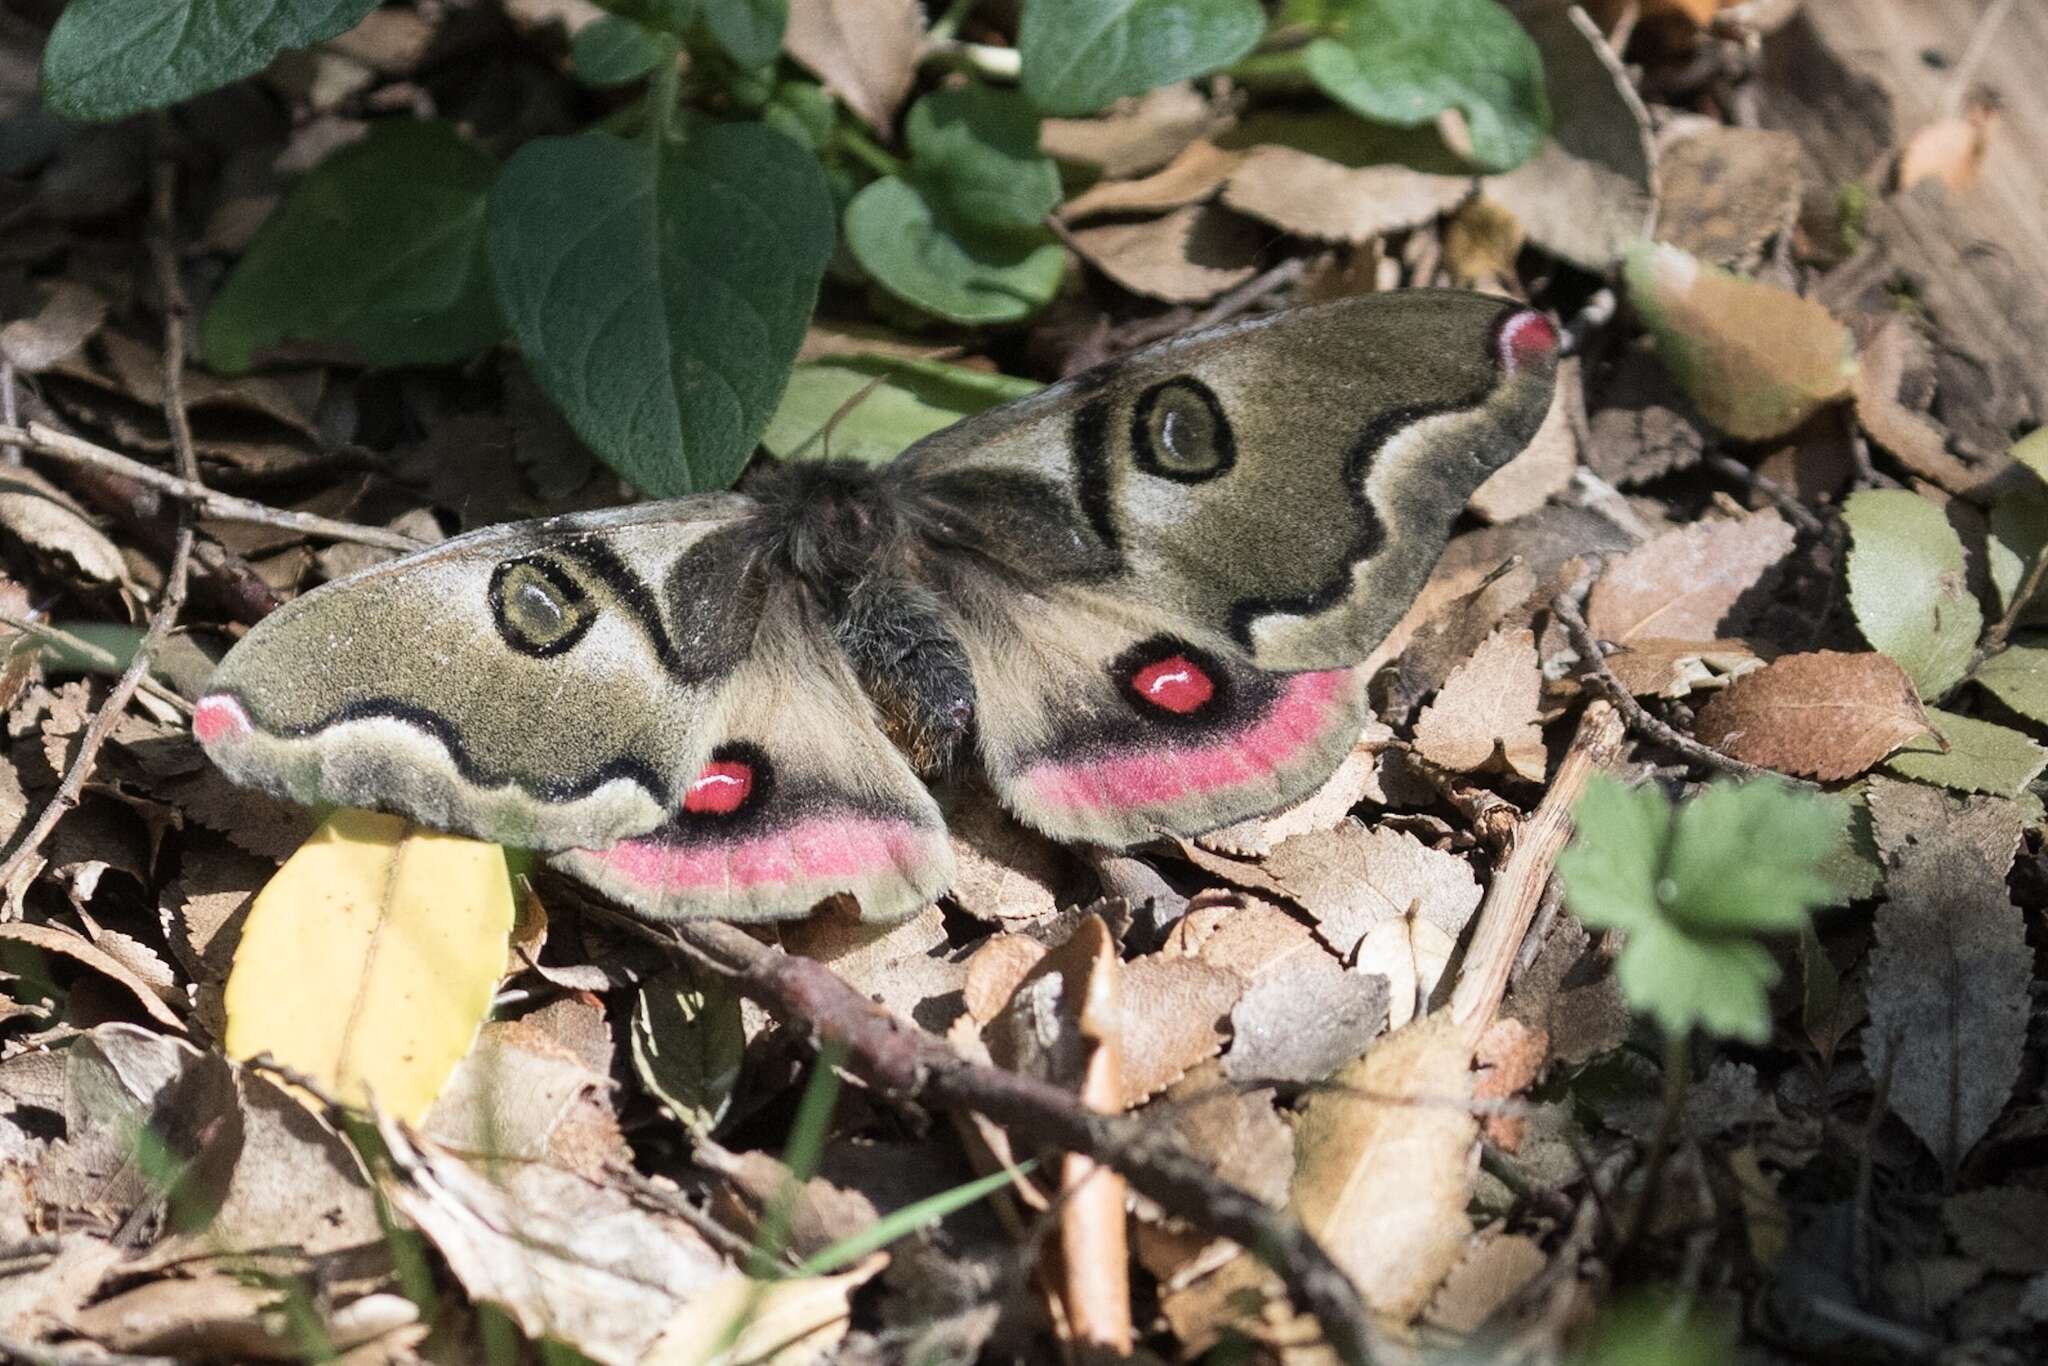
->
223 808 513 1122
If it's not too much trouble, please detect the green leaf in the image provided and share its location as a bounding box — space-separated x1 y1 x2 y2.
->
1560 776 1845 1043
487 124 835 494
202 121 503 374
598 0 698 32
1975 644 2048 726
1661 781 1846 935
1887 706 2048 796
702 0 788 68
43 0 379 123
631 964 744 1137
574 16 671 86
763 80 836 152
1815 783 1884 905
1304 0 1549 172
843 177 1064 325
1988 484 2048 620
2012 426 2048 483
906 85 1062 229
1843 489 1983 700
763 356 1040 465
1018 0 1266 116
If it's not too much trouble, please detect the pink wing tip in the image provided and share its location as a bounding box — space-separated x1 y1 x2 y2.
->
193 694 251 746
1499 309 1559 376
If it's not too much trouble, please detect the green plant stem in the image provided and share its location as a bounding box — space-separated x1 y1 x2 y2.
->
645 43 683 151
1619 1029 1693 1260
1225 46 1316 91
835 123 907 180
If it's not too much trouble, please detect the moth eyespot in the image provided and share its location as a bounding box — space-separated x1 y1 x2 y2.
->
679 743 772 818
489 555 595 656
1115 637 1226 720
1132 377 1235 483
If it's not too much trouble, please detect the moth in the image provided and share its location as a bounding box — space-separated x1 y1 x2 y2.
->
196 290 1559 924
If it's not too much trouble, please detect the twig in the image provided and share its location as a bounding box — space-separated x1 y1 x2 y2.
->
1449 700 1627 1044
598 912 1383 1366
1616 1028 1692 1260
0 153 204 890
1550 589 1793 785
1704 453 1825 536
0 1334 178 1366
2 420 425 553
1976 543 2048 663
0 612 191 714
1941 0 2020 116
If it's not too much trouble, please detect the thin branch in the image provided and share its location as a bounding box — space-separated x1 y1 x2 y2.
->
0 153 204 891
1977 542 2048 663
1550 589 1797 786
0 612 191 714
1704 453 1825 536
2 420 425 553
594 911 1381 1366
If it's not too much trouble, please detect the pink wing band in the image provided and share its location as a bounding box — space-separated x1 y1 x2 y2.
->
592 817 933 893
1021 668 1353 813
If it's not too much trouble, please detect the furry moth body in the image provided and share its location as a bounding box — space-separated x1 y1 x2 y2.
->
197 291 1559 923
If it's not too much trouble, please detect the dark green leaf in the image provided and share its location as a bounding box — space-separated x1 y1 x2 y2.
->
1019 0 1265 116
762 80 836 152
43 0 379 123
202 120 503 374
630 965 744 1137
487 124 835 494
573 16 671 86
906 85 1062 228
1304 0 1549 172
844 177 1063 324
702 0 788 68
763 355 1040 465
598 0 698 33
1887 707 2048 796
1974 644 2048 726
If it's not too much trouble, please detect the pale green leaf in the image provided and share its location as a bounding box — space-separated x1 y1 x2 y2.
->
1887 706 2048 796
1304 0 1549 172
487 124 834 494
1988 484 2048 626
702 0 787 68
1843 489 1982 699
203 121 502 373
1662 781 1846 934
2011 426 2048 484
763 356 1040 465
42 0 378 122
1019 0 1265 116
1974 644 2048 726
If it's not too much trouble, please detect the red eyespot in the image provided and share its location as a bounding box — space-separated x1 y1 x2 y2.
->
1499 309 1558 375
1130 654 1216 715
683 759 754 814
193 694 251 744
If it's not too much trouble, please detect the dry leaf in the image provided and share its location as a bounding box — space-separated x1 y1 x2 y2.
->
1040 84 1216 179
1944 1188 2048 1273
1218 128 1467 244
1066 203 1264 303
642 1257 886 1366
1601 636 1766 698
1424 1229 1547 1333
1584 347 1710 486
1289 1011 1477 1320
1898 103 1997 195
1413 626 1547 781
1694 650 1931 780
1625 241 1857 440
1655 122 1803 266
1482 5 1656 271
0 282 108 373
783 0 921 135
0 922 183 1030
1469 357 1579 523
1852 314 1991 493
776 899 961 1027
1059 139 1243 220
1353 911 1456 1032
221 808 514 1123
1586 508 1793 645
1131 1063 1292 1288
946 798 1070 925
1863 779 2029 1175
0 467 125 584
1267 823 1483 961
